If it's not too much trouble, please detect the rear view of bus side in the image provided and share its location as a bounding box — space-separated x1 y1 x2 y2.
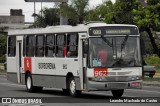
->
7 22 143 97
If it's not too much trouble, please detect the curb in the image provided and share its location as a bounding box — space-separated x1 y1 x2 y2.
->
143 81 160 87
0 72 6 75
155 73 160 76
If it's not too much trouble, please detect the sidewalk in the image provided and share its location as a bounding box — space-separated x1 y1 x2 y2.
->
155 73 160 76
143 81 160 87
0 72 6 75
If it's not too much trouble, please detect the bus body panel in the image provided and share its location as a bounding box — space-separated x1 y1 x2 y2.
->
29 57 80 88
6 24 142 94
7 57 18 83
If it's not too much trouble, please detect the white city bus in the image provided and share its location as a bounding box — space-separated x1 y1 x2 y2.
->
7 22 142 97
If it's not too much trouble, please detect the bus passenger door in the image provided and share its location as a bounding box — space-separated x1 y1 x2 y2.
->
16 36 23 84
79 33 88 90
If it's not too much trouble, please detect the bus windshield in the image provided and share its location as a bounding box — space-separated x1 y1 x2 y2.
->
89 36 142 68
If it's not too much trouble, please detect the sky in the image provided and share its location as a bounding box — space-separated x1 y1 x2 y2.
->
0 0 115 22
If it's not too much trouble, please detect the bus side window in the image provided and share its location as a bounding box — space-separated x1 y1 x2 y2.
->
56 35 66 57
26 35 35 57
8 36 16 57
67 34 78 57
35 35 45 57
45 34 55 57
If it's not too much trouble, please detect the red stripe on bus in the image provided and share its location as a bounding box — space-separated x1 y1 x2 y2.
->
24 57 32 73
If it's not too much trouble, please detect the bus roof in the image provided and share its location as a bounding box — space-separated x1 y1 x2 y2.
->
8 23 138 36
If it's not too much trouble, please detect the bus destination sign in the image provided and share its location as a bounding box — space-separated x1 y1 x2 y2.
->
89 26 138 36
106 29 131 35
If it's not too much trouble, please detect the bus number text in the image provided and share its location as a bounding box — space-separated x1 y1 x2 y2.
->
94 68 108 76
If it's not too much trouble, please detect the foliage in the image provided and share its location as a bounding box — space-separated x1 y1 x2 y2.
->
133 0 160 56
0 34 7 58
144 54 160 69
0 55 6 63
133 3 160 30
140 31 153 53
59 0 89 24
86 0 138 24
147 0 159 5
31 7 60 28
85 1 115 23
107 0 137 24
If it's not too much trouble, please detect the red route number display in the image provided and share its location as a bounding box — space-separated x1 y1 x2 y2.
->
94 68 108 76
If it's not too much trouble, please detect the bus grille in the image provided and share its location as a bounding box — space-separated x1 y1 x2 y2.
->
104 76 129 82
108 83 127 89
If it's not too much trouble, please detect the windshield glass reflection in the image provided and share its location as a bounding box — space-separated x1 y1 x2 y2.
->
89 37 142 68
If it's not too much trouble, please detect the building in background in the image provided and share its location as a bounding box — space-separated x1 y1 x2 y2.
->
0 9 28 33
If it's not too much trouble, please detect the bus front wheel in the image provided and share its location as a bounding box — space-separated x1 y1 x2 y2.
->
68 77 81 97
111 89 124 98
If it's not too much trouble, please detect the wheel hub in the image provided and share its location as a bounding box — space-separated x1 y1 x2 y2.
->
70 80 76 94
27 77 31 89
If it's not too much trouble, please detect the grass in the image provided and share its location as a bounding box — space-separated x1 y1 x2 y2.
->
143 77 160 82
155 69 160 73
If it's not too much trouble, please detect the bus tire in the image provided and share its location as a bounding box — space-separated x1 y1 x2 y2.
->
111 89 124 98
149 74 153 78
68 77 81 97
26 73 35 92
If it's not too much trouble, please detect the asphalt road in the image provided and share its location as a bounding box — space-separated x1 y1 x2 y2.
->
0 74 160 106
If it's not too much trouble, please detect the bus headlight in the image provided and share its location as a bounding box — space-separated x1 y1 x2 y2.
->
131 77 135 81
136 76 141 80
131 76 141 81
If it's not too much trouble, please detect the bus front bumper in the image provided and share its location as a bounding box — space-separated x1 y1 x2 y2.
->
87 80 142 91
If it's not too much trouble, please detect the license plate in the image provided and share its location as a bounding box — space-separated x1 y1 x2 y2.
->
94 68 108 76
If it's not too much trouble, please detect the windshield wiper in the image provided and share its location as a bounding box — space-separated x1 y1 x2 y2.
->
101 35 113 47
121 35 129 50
119 35 129 59
112 58 123 67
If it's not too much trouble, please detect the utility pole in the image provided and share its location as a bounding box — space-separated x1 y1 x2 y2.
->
34 2 36 23
41 2 42 17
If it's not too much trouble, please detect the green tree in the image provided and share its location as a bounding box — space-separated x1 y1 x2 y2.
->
0 34 7 57
60 0 89 24
86 0 139 24
103 0 141 24
85 0 114 22
32 7 60 28
133 0 160 57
